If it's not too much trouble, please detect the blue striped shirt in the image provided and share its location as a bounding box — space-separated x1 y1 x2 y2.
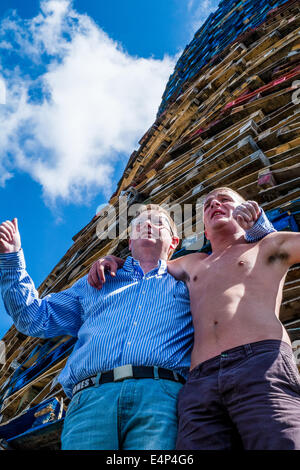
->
0 251 193 398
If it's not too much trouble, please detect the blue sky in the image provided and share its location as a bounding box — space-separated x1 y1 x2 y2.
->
0 0 219 338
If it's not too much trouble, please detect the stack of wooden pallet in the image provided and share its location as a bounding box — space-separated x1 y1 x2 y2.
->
0 0 299 450
159 0 298 115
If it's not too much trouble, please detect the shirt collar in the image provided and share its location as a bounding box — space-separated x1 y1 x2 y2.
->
123 256 168 276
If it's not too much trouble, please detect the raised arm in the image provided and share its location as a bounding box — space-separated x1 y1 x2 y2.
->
233 201 276 241
0 219 84 338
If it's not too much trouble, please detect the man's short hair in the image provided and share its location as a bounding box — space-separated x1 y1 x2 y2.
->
131 204 178 238
204 187 246 205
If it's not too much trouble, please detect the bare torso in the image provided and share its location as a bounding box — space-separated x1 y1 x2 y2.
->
183 235 291 369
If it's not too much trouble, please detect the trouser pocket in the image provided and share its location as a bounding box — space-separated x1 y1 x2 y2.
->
280 352 300 394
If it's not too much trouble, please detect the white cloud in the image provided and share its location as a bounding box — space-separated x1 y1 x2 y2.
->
0 0 175 205
187 0 219 37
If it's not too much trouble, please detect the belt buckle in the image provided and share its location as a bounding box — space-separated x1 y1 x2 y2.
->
113 364 134 382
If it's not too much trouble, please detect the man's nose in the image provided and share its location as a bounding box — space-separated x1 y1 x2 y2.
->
211 199 221 209
139 219 154 230
143 219 153 228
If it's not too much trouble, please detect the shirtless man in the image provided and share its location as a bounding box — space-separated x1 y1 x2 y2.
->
90 188 300 450
169 187 300 450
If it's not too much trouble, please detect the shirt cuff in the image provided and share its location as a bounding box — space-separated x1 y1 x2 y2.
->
0 249 26 270
245 209 276 243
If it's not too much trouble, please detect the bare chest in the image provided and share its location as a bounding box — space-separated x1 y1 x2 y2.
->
188 246 261 290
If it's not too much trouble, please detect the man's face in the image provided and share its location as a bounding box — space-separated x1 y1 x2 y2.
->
129 209 176 256
130 209 173 241
203 190 243 237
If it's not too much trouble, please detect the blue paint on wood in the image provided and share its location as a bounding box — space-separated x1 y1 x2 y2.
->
158 0 292 115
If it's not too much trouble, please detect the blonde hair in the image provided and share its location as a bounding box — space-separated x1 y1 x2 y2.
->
204 187 246 204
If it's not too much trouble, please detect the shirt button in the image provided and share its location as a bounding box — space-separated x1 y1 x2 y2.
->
133 322 137 326
127 341 131 346
142 291 146 294
139 305 142 309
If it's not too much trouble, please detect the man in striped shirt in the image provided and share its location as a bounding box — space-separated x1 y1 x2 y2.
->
0 205 191 450
0 202 272 450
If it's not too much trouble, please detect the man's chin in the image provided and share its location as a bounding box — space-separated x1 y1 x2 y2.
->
209 217 226 227
206 218 229 233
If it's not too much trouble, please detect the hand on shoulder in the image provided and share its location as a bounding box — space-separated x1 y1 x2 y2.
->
88 255 124 289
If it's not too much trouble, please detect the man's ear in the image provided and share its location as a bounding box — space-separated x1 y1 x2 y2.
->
167 236 179 259
170 236 179 251
204 229 209 241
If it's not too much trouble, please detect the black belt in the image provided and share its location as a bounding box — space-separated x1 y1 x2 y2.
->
72 365 186 396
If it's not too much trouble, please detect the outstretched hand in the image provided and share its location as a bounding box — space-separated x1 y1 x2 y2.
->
233 201 261 231
88 255 124 290
0 219 21 254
